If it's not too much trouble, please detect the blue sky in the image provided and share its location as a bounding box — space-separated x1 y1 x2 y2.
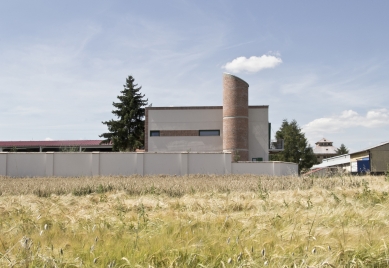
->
1 1 388 152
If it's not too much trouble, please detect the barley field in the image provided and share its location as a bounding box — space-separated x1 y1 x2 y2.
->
1 174 389 267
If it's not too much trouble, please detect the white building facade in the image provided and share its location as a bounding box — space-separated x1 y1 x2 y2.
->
145 73 272 161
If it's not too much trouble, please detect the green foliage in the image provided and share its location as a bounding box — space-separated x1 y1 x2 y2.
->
233 150 241 162
257 178 269 200
60 146 84 152
100 75 148 151
270 119 317 172
355 179 388 205
336 143 349 155
386 164 389 181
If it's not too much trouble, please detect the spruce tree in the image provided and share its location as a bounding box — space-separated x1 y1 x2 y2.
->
270 119 317 173
336 144 349 155
100 76 148 151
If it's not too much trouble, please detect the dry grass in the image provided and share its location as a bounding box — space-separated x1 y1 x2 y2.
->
1 174 389 267
0 174 370 197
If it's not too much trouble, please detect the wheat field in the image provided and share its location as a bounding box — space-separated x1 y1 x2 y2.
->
1 174 389 267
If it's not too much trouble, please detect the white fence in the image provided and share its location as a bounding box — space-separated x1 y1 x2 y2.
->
0 152 298 177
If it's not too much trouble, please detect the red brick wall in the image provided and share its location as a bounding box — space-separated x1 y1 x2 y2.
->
223 73 249 161
160 130 198 136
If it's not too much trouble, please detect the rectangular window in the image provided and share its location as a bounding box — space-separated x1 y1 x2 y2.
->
150 131 160 137
252 158 263 162
199 130 220 136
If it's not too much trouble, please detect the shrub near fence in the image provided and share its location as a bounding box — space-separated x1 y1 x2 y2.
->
0 152 298 177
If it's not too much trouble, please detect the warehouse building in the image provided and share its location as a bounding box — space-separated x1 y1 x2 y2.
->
350 141 389 174
0 140 112 152
308 141 389 175
1 74 282 163
145 73 283 161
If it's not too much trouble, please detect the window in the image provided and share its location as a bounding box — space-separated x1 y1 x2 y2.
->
252 158 263 162
150 131 160 136
199 130 220 136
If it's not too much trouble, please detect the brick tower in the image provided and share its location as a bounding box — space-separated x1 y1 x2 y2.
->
222 73 249 161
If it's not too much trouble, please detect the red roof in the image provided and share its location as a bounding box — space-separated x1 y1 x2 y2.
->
0 140 111 147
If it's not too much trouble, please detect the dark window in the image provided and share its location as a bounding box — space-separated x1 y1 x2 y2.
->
252 158 263 162
150 131 160 137
199 130 220 136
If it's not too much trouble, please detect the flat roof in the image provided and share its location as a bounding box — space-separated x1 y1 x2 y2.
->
146 105 268 110
311 154 350 169
0 140 111 147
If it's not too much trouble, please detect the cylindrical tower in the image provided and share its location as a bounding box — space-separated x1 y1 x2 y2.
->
223 73 249 161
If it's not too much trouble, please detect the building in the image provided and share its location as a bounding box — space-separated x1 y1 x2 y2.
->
350 141 389 174
0 140 112 152
308 154 351 176
308 140 389 176
144 73 282 161
313 138 337 163
0 73 299 177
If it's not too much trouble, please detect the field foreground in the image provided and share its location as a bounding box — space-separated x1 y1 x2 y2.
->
1 174 389 267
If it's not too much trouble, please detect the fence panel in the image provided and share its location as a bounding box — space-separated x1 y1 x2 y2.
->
6 153 46 177
188 153 227 174
99 153 139 176
144 154 181 175
53 153 92 177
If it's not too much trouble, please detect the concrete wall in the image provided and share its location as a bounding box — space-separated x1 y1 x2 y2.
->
100 153 139 175
148 108 224 153
0 152 297 177
232 161 298 176
147 107 270 162
6 153 47 177
248 107 269 161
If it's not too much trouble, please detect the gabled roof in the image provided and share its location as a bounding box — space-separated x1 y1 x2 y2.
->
316 138 333 144
0 140 111 147
350 141 389 155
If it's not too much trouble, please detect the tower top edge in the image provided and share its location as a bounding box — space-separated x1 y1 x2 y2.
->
223 73 249 87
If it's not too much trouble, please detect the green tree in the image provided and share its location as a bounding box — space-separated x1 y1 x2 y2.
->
336 143 349 155
100 76 148 151
270 119 317 173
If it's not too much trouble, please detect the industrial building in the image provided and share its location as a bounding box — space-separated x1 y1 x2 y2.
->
1 73 283 166
0 140 112 152
309 141 389 175
349 141 389 174
145 73 283 161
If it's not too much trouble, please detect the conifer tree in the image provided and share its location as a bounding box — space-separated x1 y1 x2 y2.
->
270 119 317 173
336 143 349 155
100 76 148 151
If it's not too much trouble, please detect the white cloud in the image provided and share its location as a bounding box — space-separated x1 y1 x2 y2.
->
223 54 282 73
303 109 389 135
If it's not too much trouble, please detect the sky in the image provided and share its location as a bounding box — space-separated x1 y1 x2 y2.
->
1 0 388 153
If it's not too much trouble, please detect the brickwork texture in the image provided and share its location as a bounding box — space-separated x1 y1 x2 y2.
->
223 73 249 161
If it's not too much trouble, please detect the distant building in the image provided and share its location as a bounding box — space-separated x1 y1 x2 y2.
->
309 140 389 175
0 140 112 152
350 141 389 174
145 73 283 161
313 138 337 163
308 154 351 176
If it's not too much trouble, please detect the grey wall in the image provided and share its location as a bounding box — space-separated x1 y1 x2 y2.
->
0 152 298 177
